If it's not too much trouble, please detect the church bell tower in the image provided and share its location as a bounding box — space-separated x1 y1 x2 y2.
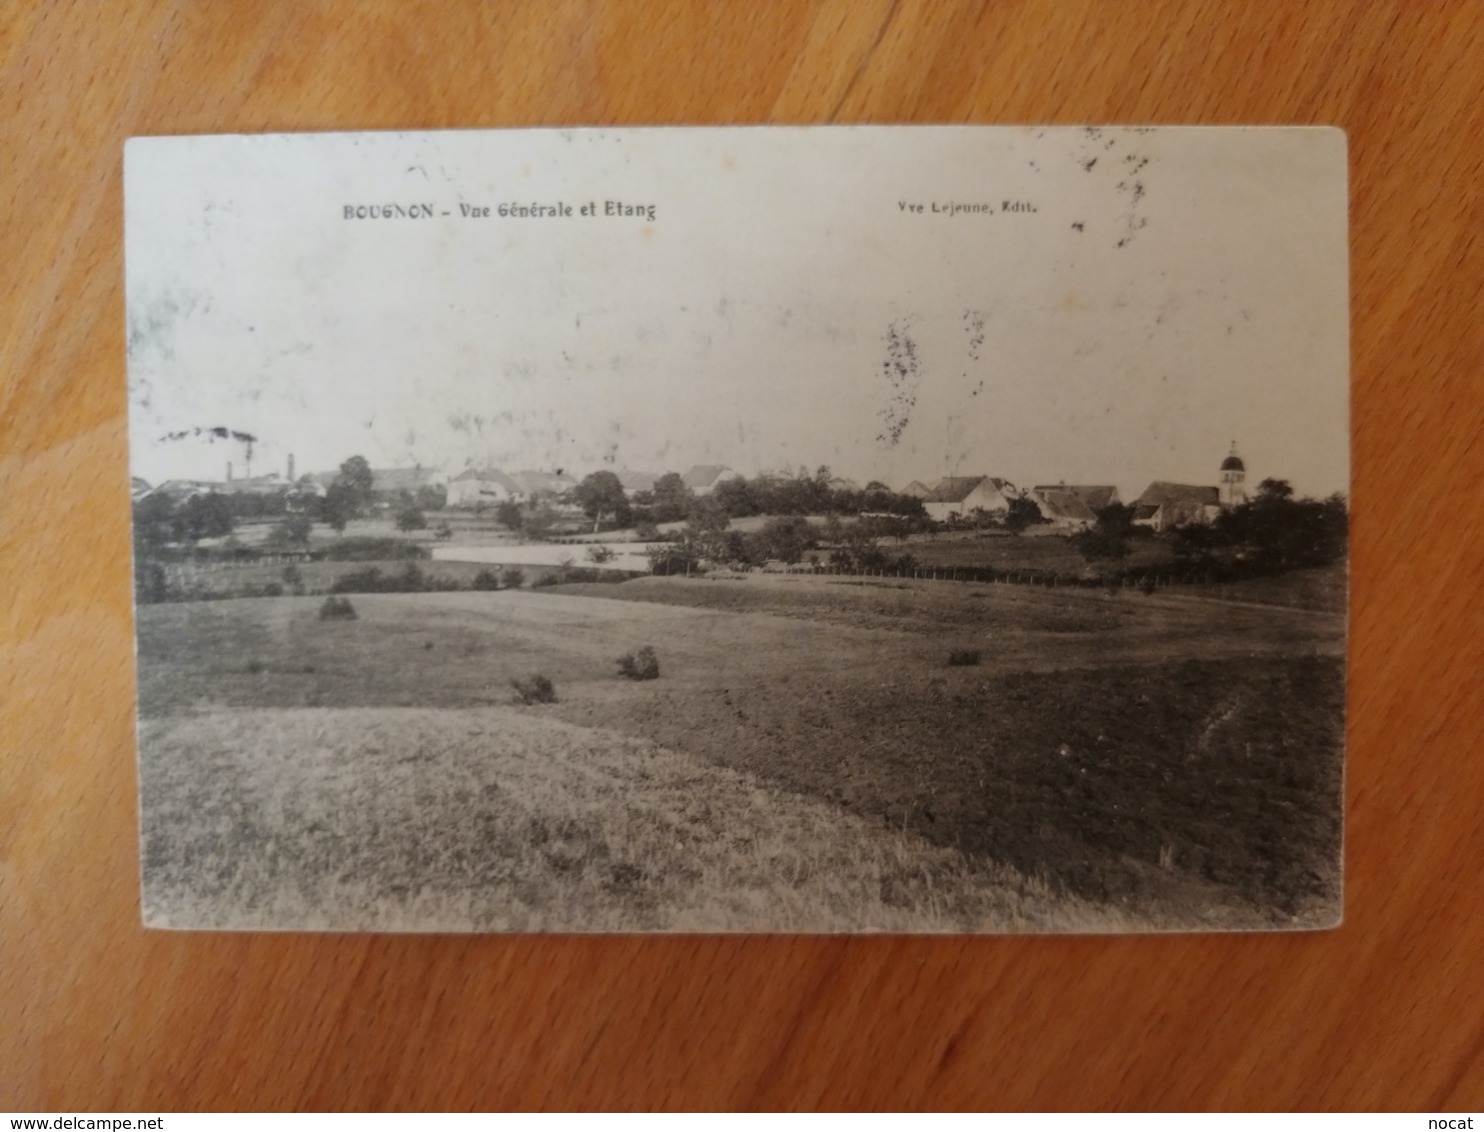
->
1220 442 1246 506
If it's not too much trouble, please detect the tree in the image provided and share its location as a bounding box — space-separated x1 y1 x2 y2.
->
1005 494 1047 533
132 493 177 553
337 455 374 509
685 496 730 536
1212 481 1348 570
711 476 757 518
1072 503 1136 564
758 515 815 564
650 472 694 523
522 503 558 540
585 544 616 565
1256 478 1294 502
318 482 355 532
174 493 234 542
829 526 886 572
646 540 700 575
316 455 374 532
396 506 427 531
271 512 313 546
573 470 630 532
494 499 524 531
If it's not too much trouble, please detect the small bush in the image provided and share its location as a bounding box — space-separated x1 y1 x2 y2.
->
947 648 981 667
511 673 557 704
473 569 502 591
271 514 313 547
1139 577 1158 595
261 581 284 597
396 506 427 531
319 595 358 621
501 567 525 590
617 645 660 681
245 659 265 674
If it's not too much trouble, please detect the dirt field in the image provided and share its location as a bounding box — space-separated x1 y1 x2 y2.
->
135 574 1344 929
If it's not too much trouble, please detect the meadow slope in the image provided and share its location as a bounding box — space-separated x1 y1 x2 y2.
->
139 706 1135 933
135 577 1344 927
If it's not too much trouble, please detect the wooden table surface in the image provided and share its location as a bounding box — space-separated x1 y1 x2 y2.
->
3 0 1481 1112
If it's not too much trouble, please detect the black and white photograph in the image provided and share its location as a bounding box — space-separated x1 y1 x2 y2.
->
125 125 1349 933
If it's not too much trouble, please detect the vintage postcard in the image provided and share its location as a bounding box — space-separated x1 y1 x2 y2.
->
125 126 1348 932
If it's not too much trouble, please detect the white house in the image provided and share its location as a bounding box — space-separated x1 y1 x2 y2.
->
508 470 579 499
682 464 744 495
446 468 520 508
922 476 1018 521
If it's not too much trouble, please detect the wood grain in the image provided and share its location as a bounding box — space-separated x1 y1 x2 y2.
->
3 0 1482 1111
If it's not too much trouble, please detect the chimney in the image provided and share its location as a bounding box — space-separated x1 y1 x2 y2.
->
227 461 233 482
287 453 295 482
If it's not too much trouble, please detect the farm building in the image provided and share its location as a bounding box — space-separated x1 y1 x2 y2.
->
507 469 578 499
217 472 291 497
922 475 1019 521
145 479 222 502
1028 488 1097 528
446 468 520 508
307 466 450 502
615 469 660 496
899 480 934 499
1028 484 1121 529
683 464 744 495
1132 482 1222 531
370 466 447 497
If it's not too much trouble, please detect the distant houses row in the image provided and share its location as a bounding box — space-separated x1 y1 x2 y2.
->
902 445 1247 532
131 462 748 508
903 477 1228 533
133 446 1250 533
444 464 745 507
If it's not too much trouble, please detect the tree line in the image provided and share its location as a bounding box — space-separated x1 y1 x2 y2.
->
132 455 447 555
1070 479 1348 573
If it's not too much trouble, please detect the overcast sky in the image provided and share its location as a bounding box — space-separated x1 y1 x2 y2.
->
126 126 1349 500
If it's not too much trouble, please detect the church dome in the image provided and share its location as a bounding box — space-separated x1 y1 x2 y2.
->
1221 453 1245 472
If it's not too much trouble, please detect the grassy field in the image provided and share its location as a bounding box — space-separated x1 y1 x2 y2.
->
158 557 499 596
1172 562 1348 613
901 531 1169 573
140 706 1129 932
136 576 1344 930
